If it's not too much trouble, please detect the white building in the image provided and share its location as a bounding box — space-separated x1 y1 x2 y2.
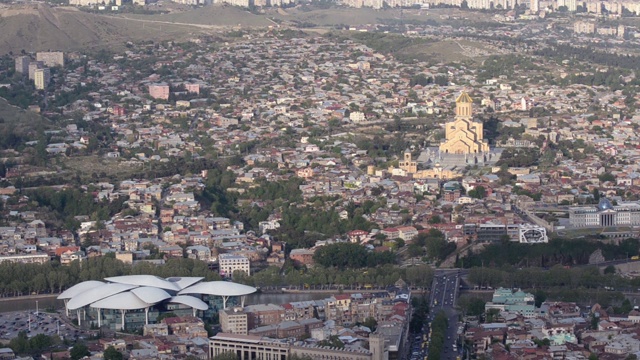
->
569 199 640 228
218 253 250 278
259 220 280 234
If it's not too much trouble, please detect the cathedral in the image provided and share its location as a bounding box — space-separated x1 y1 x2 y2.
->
439 92 490 155
417 91 501 170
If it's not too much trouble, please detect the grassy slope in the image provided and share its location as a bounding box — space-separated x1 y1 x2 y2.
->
0 97 50 142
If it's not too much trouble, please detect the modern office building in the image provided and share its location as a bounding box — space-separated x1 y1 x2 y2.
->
464 223 548 243
569 198 640 228
57 276 256 331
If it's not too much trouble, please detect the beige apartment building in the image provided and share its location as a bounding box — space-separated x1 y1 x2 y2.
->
15 56 30 73
574 21 596 34
220 308 249 335
36 52 64 67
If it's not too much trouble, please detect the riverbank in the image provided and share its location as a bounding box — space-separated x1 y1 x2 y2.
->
0 294 63 313
274 288 428 294
0 293 59 302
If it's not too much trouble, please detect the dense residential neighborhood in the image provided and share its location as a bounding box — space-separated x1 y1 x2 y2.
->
2 1 640 359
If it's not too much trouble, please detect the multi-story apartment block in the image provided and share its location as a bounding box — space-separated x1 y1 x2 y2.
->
574 21 596 34
219 308 249 335
148 83 170 100
28 61 44 80
218 253 250 278
34 68 51 90
15 56 30 73
244 304 285 328
36 52 64 67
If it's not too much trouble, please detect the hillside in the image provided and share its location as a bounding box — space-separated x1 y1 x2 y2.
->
0 97 51 149
122 4 274 27
0 4 206 54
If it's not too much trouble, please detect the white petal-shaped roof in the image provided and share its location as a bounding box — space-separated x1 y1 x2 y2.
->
165 277 204 290
90 291 151 310
67 283 138 311
179 281 257 297
169 295 209 311
105 275 181 292
58 281 105 300
131 287 172 304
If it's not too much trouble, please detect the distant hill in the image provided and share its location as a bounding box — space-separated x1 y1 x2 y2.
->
0 4 206 54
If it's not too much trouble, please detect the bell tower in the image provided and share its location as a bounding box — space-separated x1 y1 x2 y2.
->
455 91 473 118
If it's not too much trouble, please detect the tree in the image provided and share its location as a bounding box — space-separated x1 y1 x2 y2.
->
485 308 500 323
534 289 547 307
70 343 90 360
9 331 30 354
29 333 54 352
428 215 442 224
599 172 615 183
318 335 345 348
468 186 487 199
458 296 485 316
603 265 616 275
103 346 123 360
362 317 378 331
408 243 425 258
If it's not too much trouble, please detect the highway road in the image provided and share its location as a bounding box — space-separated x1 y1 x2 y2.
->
429 269 462 360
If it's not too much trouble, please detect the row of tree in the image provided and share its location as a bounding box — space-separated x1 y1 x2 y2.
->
0 255 219 297
467 265 619 289
427 311 449 360
459 237 640 268
233 264 434 289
